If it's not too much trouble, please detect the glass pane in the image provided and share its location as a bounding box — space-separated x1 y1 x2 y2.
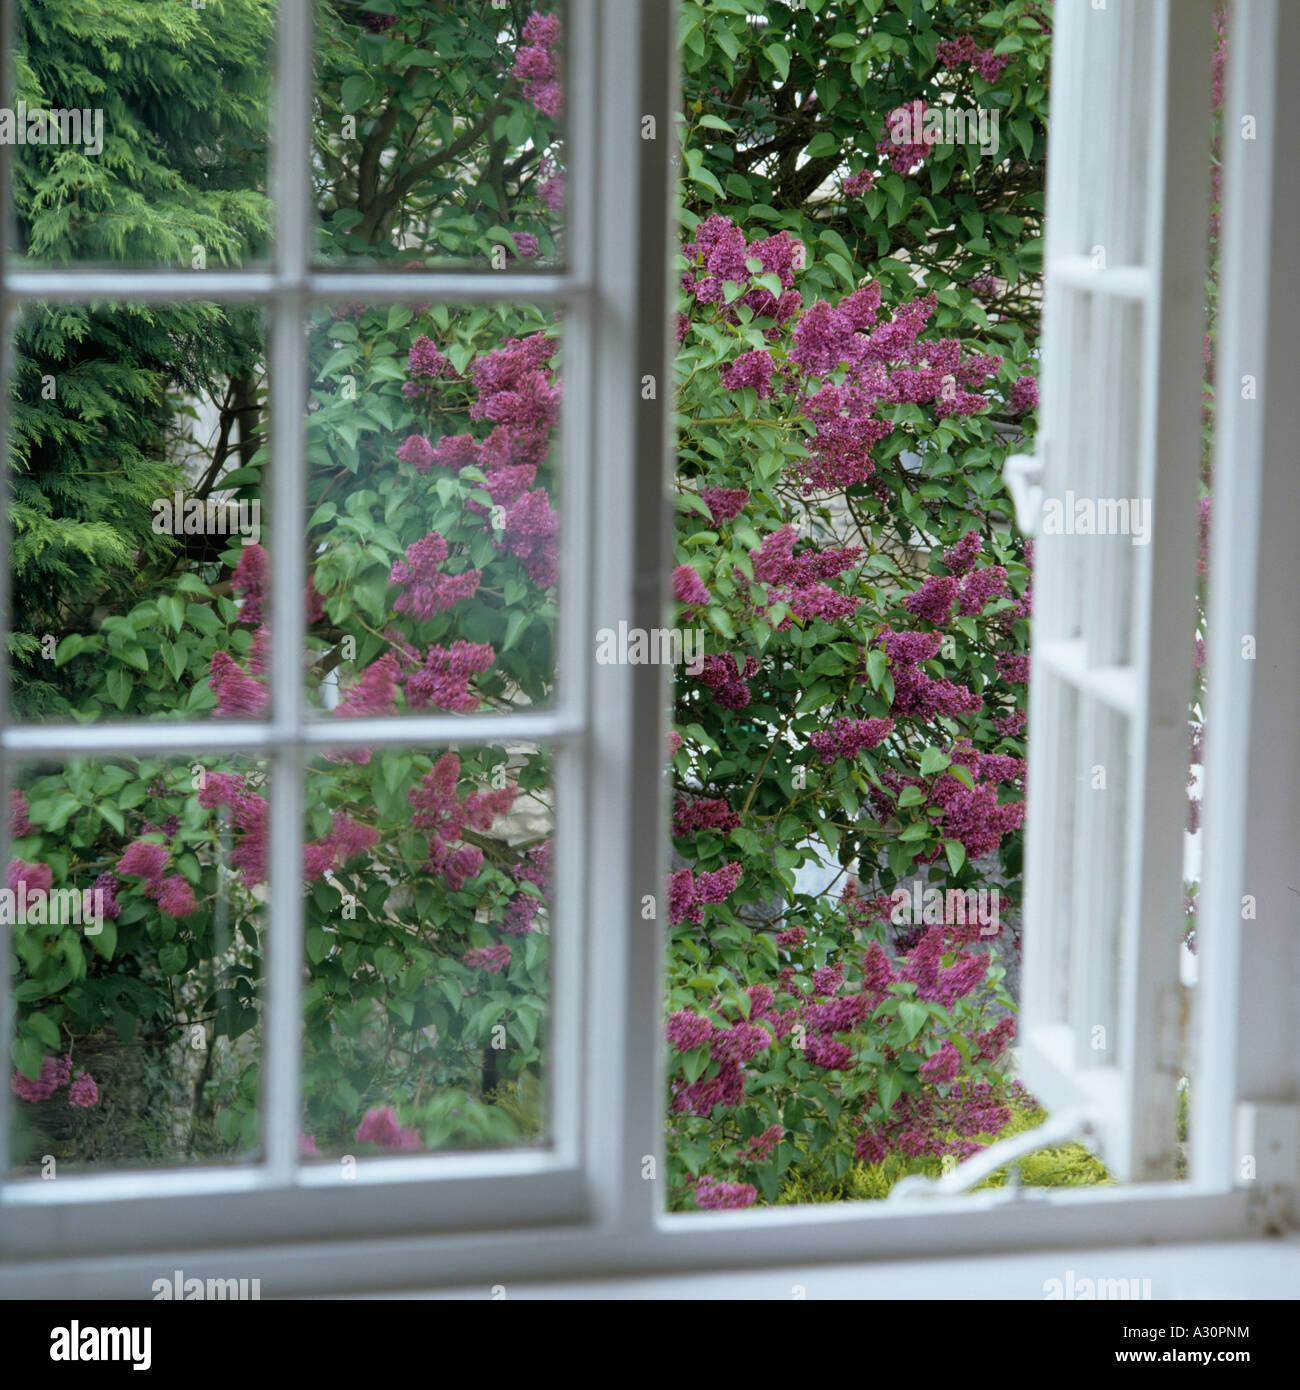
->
6 1 272 269
305 302 560 717
314 2 567 267
300 743 552 1159
7 753 267 1173
6 302 270 724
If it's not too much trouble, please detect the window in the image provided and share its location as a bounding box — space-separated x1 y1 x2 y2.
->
1 0 1295 1296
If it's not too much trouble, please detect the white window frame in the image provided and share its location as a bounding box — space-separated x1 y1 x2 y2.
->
0 0 1294 1297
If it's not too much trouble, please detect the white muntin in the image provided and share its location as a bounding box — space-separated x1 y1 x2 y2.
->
151 490 262 543
0 103 104 157
593 621 705 675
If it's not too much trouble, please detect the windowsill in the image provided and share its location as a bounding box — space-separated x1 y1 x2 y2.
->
385 1235 1300 1300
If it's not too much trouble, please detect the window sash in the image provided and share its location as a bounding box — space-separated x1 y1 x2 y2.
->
0 0 1283 1288
0 0 615 1238
1015 0 1214 1183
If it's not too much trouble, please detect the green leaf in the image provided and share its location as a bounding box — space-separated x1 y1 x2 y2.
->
767 42 791 81
920 747 951 777
945 839 967 874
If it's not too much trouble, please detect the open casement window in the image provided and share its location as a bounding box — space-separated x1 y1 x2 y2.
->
1002 0 1214 1183
1 0 1296 1298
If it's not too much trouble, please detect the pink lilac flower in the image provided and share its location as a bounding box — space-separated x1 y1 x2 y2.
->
959 564 1008 615
68 1072 99 1108
11 1053 73 1102
973 48 1011 82
209 651 268 717
701 487 748 525
844 168 876 196
697 653 759 710
804 1036 854 1070
514 11 563 117
7 858 52 898
666 730 684 756
355 1105 420 1150
877 102 939 173
666 1010 714 1052
808 717 895 765
710 1021 771 1065
84 872 122 923
407 335 448 379
996 652 1030 684
298 1133 318 1157
775 923 806 949
1009 374 1039 412
977 1015 1016 1061
464 945 512 974
668 861 742 926
390 533 481 621
672 565 712 608
738 1123 783 1164
497 488 560 589
335 652 400 719
719 348 775 398
672 797 740 838
943 530 982 576
117 840 169 887
904 574 959 625
937 35 976 69
919 1041 961 1086
408 753 515 890
396 433 436 473
10 789 31 836
502 895 540 937
512 232 540 258
155 875 197 918
231 542 268 626
693 1176 757 1210
403 640 496 712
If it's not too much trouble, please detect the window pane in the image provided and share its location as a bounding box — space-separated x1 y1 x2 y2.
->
6 1 272 269
6 303 270 724
7 753 267 1173
305 302 560 717
300 743 552 1158
314 2 567 268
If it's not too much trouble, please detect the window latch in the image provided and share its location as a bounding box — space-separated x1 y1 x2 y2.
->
887 1106 1094 1201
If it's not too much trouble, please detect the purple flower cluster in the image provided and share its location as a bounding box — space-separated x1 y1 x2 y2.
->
692 1176 757 1210
408 752 516 891
231 541 267 626
1008 373 1039 412
719 348 775 399
696 652 759 710
665 1009 713 1052
512 11 563 118
356 1105 420 1150
389 533 481 622
877 628 982 719
667 860 742 926
464 944 512 974
403 640 496 713
701 486 749 525
672 796 741 838
808 717 895 765
672 564 712 608
209 650 268 718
